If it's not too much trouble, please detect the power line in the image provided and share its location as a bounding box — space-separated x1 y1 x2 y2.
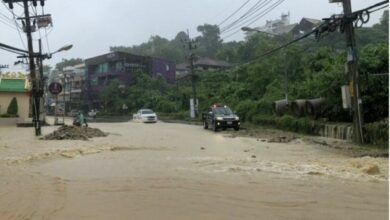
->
0 41 28 54
0 16 17 30
368 4 388 13
1 2 27 49
218 0 252 26
221 0 271 33
0 10 15 24
236 0 388 67
238 0 285 29
222 0 285 35
222 0 285 40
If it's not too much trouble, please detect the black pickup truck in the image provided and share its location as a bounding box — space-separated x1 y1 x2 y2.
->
202 104 240 132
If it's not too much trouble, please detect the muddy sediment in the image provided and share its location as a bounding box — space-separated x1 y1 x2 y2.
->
0 121 388 220
41 125 107 140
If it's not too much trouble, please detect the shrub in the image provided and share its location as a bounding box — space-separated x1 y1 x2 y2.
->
252 114 320 135
363 119 389 146
6 97 18 116
156 99 176 113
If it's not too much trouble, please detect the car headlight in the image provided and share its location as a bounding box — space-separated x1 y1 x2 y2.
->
216 116 224 120
235 116 240 120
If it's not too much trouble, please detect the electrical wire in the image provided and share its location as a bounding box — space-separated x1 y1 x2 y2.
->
223 0 285 35
233 0 285 33
218 0 252 26
0 10 15 24
235 0 389 67
238 23 326 67
221 0 271 33
368 4 388 13
355 0 388 13
222 0 285 40
1 2 27 50
0 17 18 30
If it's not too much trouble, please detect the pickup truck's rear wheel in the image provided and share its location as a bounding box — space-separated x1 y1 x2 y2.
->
203 121 208 129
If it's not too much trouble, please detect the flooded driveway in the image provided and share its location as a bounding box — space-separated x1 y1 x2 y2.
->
0 121 388 220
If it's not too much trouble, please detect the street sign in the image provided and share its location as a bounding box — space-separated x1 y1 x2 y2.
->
49 82 62 95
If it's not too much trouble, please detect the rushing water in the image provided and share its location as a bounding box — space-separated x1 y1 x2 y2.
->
0 122 387 220
319 123 353 141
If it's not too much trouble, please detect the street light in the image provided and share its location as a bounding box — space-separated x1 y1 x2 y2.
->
241 26 289 102
56 44 73 52
241 27 279 36
44 44 73 59
16 44 73 60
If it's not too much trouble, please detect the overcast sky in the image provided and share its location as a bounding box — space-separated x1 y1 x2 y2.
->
0 0 386 71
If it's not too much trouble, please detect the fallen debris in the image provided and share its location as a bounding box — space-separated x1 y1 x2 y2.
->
362 164 380 175
41 125 107 141
268 135 296 143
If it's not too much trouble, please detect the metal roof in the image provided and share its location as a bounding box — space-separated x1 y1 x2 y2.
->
0 78 28 93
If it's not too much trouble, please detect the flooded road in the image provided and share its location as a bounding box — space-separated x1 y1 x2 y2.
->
0 121 388 220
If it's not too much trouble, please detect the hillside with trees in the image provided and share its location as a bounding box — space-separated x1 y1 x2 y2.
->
103 11 388 118
99 11 389 144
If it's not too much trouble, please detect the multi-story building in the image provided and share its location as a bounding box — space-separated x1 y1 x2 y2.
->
63 63 86 112
44 63 86 115
85 51 176 108
254 12 297 35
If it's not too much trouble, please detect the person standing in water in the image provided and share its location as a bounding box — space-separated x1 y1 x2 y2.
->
79 112 88 127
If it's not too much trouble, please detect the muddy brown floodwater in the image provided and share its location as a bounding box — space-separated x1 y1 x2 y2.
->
0 120 388 220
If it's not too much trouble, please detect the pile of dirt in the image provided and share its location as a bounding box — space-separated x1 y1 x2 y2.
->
227 127 298 143
41 125 107 141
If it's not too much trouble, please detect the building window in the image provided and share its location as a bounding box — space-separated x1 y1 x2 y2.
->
166 64 170 71
97 63 109 74
115 61 123 71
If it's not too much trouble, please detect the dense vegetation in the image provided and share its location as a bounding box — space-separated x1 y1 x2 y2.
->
100 11 388 126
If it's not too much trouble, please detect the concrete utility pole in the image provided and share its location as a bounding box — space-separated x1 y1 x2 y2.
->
4 0 43 135
38 39 45 126
22 0 41 136
330 0 364 144
186 30 198 118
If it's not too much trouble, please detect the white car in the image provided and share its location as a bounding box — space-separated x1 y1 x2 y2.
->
133 109 158 123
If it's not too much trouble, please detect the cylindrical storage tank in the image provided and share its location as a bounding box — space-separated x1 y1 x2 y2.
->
306 98 325 119
291 99 307 117
272 99 289 116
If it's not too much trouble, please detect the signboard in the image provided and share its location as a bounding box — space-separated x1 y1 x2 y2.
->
341 85 351 109
49 82 63 95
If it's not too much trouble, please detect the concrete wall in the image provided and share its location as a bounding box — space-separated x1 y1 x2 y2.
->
0 93 30 122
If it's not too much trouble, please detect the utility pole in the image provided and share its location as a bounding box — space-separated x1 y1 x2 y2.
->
3 0 50 136
185 30 198 118
38 39 45 125
330 0 364 144
22 0 41 136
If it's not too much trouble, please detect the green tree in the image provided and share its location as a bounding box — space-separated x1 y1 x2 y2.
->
99 80 124 114
195 24 223 58
55 58 83 71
